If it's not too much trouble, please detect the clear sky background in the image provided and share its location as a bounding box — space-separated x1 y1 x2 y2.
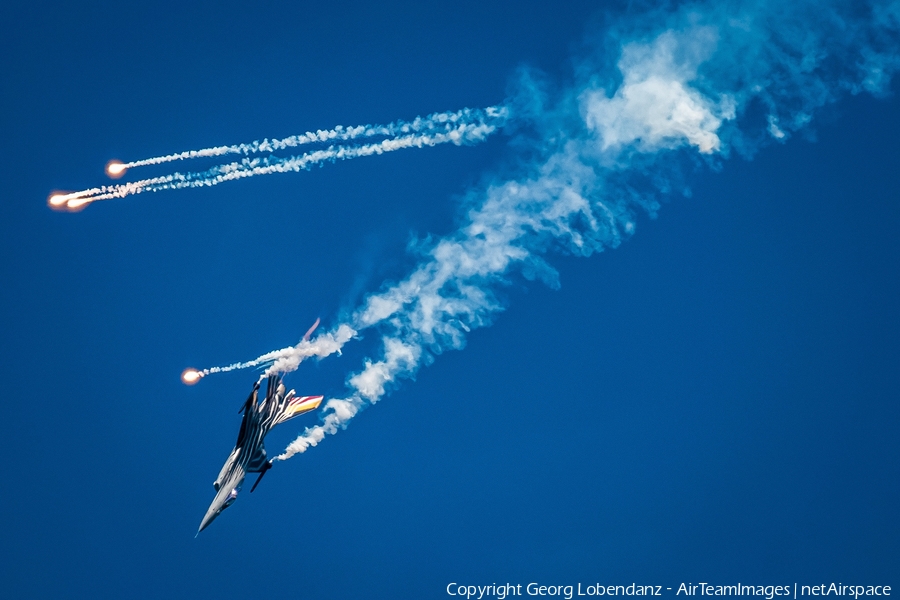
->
0 1 897 598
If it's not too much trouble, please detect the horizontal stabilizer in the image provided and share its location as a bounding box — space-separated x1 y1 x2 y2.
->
290 395 324 415
274 394 324 426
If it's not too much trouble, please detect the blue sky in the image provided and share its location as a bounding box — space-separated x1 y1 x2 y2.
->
1 1 897 598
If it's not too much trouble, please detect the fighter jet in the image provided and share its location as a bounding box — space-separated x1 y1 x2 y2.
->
198 374 323 534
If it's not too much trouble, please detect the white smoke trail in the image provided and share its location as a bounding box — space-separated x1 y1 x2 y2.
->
270 0 900 460
118 107 505 171
58 112 505 210
189 324 357 382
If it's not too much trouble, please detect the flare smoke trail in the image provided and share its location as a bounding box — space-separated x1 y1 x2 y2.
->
187 324 357 382
49 107 506 210
71 129 495 204
117 107 504 171
249 0 897 460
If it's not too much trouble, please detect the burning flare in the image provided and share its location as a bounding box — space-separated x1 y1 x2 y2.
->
181 368 202 385
106 161 127 178
47 193 68 208
47 191 91 212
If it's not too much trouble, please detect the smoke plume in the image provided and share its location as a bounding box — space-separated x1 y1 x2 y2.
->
274 0 900 459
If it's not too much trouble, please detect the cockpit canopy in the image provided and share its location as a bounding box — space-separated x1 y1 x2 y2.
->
223 487 240 508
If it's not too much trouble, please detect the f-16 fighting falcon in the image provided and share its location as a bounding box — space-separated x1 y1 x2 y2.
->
198 374 323 534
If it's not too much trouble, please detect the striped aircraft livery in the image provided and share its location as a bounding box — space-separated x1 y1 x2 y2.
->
198 374 323 534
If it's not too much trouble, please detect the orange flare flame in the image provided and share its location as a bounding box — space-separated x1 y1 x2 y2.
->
106 160 127 179
47 192 69 210
181 368 201 385
48 191 89 212
66 198 91 212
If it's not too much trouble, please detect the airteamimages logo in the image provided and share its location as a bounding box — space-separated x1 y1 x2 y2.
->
445 583 893 600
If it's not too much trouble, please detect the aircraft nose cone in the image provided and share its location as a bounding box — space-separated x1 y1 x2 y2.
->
197 506 220 535
197 516 211 534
